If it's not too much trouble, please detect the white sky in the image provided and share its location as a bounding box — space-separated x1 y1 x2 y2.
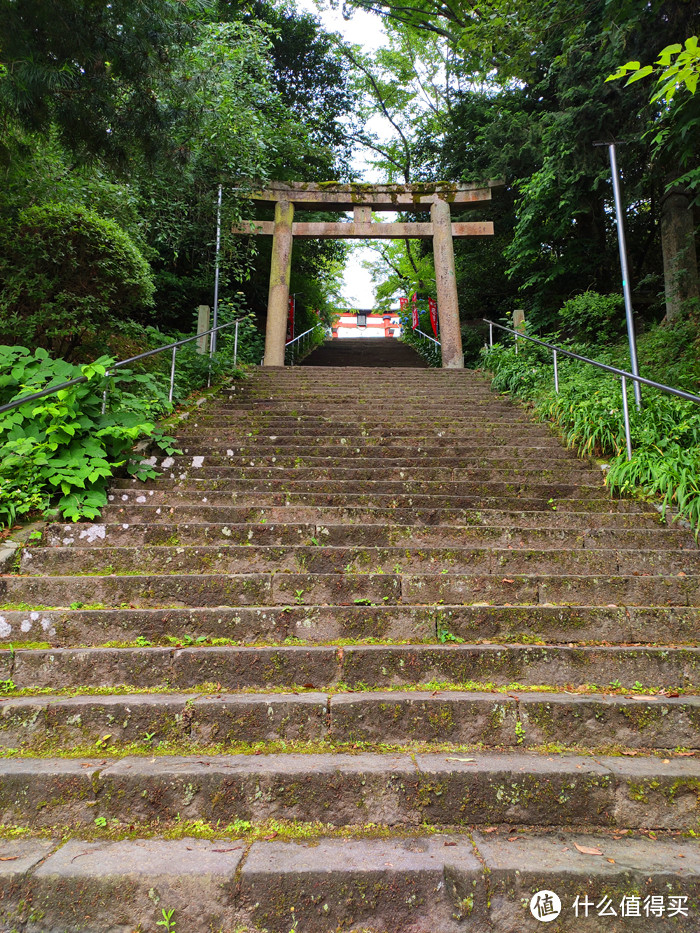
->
296 0 389 308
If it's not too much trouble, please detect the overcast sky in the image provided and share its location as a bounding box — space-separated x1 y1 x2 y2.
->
297 0 389 308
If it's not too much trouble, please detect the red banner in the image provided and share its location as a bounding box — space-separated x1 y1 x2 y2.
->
411 293 419 330
428 298 438 338
287 296 295 342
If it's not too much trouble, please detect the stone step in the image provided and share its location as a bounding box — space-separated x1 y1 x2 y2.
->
105 492 626 514
43 521 694 550
1 690 698 751
148 464 605 484
7 571 700 609
172 423 558 438
2 604 698 648
1 751 698 830
8 830 695 933
99 504 667 529
4 644 698 690
174 442 575 458
161 451 581 468
20 544 697 577
108 479 610 501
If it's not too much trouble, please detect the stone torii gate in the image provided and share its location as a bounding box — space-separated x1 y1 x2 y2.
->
233 181 500 368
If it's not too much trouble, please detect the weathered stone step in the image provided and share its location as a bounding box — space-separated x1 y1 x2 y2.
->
150 464 605 485
2 604 698 648
204 403 521 415
10 562 700 608
172 423 556 438
43 521 693 551
2 690 698 750
175 441 574 458
4 830 697 933
100 503 667 529
8 570 698 609
162 451 580 469
4 644 698 690
108 478 609 502
20 543 696 577
2 752 698 830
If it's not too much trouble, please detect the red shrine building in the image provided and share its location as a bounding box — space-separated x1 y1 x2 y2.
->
331 310 402 339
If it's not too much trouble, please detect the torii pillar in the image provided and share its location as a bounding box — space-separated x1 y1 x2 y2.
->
233 181 502 369
263 200 294 367
431 199 462 368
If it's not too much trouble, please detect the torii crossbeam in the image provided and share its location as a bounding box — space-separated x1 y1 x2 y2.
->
232 181 501 368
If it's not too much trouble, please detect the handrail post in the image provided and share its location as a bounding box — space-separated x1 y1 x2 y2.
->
169 346 177 403
234 321 239 367
553 350 559 394
489 322 493 347
101 372 110 415
621 375 633 461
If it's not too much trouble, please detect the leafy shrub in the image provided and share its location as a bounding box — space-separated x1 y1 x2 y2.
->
481 331 700 532
0 345 177 527
558 291 626 345
0 203 155 360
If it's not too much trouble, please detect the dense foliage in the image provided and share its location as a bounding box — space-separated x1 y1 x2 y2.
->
0 203 155 359
480 308 700 530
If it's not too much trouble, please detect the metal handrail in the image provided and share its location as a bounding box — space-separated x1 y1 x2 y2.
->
0 318 242 417
414 328 440 347
284 323 325 366
484 318 700 460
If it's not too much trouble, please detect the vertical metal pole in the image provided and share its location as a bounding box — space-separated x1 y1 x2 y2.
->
169 346 177 403
514 330 518 354
489 322 493 347
608 144 642 409
211 183 223 357
553 350 559 394
233 320 239 366
101 372 110 415
621 375 633 460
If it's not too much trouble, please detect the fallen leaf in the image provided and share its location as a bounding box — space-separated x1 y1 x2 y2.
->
483 827 498 833
507 836 520 841
621 750 637 757
502 578 515 584
663 759 670 764
444 841 458 847
303 683 314 689
0 857 18 861
446 757 476 763
607 858 615 864
574 843 603 856
676 752 695 757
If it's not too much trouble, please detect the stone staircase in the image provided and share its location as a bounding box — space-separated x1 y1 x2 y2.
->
1 338 699 932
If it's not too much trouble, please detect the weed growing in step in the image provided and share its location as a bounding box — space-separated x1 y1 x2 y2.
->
157 908 177 931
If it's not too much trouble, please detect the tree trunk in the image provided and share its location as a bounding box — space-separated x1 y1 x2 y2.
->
661 177 699 322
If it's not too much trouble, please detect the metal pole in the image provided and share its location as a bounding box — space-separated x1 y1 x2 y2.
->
211 183 223 357
169 346 177 403
553 350 559 394
101 372 110 415
621 375 633 460
608 143 642 409
489 322 493 347
233 321 239 366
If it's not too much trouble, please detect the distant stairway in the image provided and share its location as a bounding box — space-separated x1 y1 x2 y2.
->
2 365 700 932
302 336 427 367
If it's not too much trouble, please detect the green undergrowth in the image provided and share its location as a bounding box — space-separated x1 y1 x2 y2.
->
481 307 700 532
